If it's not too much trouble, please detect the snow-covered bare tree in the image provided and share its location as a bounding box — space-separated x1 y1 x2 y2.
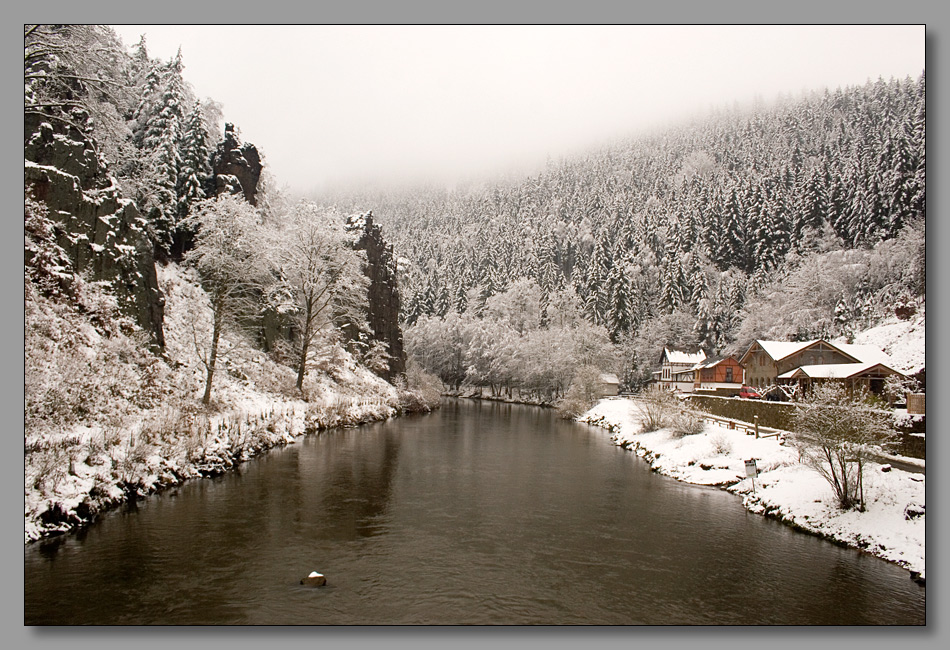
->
791 383 896 511
269 202 369 391
182 194 271 404
24 24 136 165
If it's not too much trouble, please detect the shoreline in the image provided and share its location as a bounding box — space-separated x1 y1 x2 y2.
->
25 393 437 544
580 398 926 583
442 390 556 408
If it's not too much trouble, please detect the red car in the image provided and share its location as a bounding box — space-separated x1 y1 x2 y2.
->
739 386 761 399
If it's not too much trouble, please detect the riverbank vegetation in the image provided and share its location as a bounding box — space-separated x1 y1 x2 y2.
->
25 258 437 542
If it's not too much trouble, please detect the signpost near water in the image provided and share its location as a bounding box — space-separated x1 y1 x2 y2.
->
745 459 759 494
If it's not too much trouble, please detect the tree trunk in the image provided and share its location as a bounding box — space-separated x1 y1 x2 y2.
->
202 300 223 405
296 301 313 391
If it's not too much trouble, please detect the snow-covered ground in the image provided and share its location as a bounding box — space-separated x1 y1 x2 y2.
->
580 398 925 578
837 307 926 375
25 263 433 543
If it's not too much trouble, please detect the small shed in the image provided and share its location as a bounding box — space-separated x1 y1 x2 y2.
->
597 373 620 397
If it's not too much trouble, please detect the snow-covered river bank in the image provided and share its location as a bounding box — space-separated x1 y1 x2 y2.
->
24 383 420 543
580 398 925 580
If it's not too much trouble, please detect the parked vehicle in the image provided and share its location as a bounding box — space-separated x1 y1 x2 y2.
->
739 385 761 399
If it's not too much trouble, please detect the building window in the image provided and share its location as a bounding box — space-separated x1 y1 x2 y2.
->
725 367 733 383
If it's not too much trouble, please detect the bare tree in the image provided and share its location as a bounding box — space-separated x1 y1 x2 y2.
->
269 202 369 391
791 383 897 510
635 385 680 433
183 195 270 404
556 365 603 419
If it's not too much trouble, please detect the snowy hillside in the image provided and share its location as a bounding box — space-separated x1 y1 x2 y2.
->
25 263 434 543
838 307 926 375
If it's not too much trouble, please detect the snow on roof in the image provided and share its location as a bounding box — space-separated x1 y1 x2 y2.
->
599 373 620 384
664 348 706 364
753 339 894 365
831 342 893 365
693 355 739 370
777 362 903 379
754 340 819 361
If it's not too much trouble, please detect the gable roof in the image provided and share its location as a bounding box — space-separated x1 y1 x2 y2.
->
777 362 904 380
743 338 895 367
693 355 741 370
663 348 706 365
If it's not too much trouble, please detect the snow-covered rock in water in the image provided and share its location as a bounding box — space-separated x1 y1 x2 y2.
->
300 571 326 586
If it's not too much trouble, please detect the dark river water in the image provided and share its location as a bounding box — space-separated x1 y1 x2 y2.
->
24 399 925 625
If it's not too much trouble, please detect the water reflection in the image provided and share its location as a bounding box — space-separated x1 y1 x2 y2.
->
25 399 924 625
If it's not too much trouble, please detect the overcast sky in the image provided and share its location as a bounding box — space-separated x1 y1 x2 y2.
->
110 25 924 196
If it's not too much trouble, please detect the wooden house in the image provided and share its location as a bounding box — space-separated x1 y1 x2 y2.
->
656 348 706 393
739 339 905 396
692 356 745 395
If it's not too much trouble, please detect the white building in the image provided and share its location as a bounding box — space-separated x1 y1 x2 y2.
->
655 348 706 393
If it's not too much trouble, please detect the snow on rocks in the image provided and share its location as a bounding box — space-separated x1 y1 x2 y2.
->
580 398 925 578
300 571 327 586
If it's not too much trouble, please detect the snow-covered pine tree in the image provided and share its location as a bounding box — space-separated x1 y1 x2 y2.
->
148 122 182 254
138 50 189 255
605 262 632 342
177 99 211 220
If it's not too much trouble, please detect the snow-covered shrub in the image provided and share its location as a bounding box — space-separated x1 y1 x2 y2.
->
636 386 679 432
25 287 175 432
883 374 919 406
556 365 604 419
709 432 733 455
669 409 705 438
397 360 443 412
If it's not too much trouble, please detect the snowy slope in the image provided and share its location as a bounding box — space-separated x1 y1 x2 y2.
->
836 307 926 375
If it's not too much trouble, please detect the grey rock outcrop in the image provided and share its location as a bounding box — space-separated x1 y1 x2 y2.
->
347 212 407 381
25 120 165 347
208 123 262 206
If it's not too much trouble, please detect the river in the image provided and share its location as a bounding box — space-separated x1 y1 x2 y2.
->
24 399 925 624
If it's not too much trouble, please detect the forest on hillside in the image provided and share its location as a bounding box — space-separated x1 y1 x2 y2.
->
316 74 925 394
24 24 412 395
24 25 440 540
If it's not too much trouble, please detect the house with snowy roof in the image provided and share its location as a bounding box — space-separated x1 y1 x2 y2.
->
739 339 904 397
692 355 745 395
653 348 706 392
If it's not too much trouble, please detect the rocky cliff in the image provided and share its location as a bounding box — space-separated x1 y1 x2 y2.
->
208 123 263 205
25 118 165 347
347 212 407 381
